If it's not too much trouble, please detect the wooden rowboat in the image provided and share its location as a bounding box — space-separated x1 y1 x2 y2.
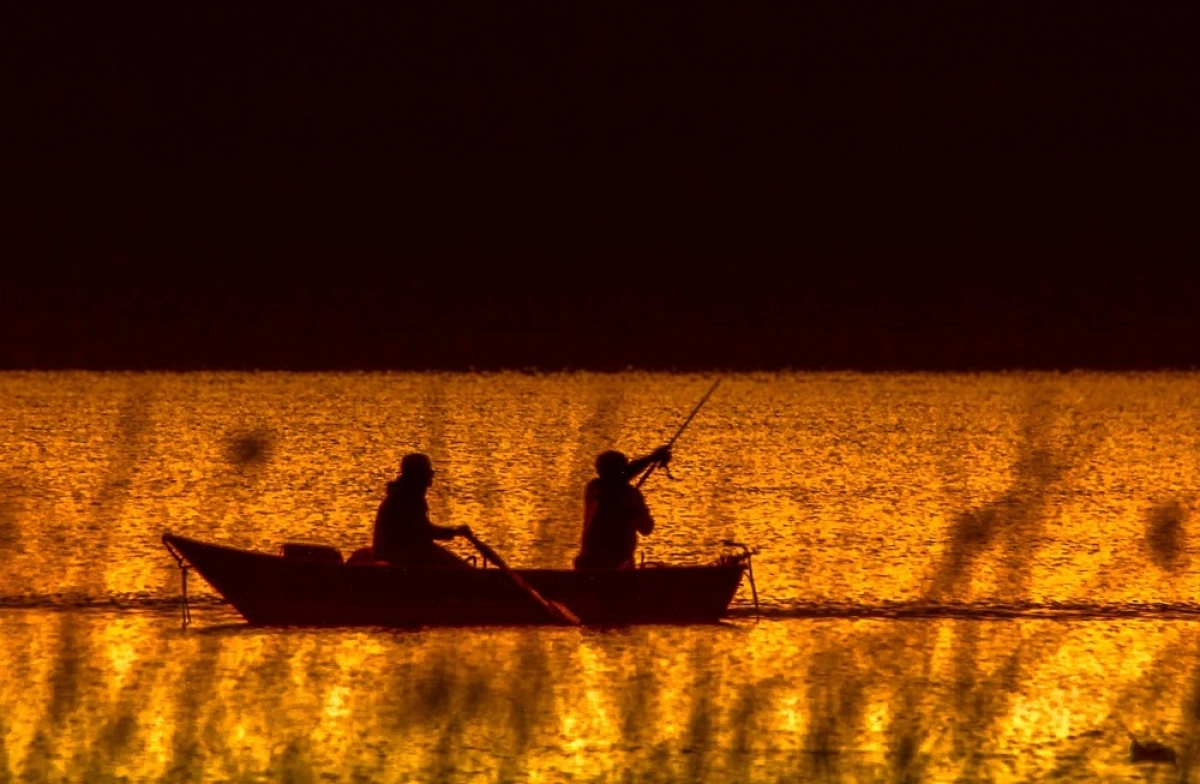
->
161 532 754 627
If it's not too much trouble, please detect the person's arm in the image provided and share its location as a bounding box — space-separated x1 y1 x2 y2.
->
623 445 671 482
632 490 655 535
427 522 472 540
582 480 600 535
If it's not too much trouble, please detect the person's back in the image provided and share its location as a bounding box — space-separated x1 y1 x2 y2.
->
372 453 471 568
574 476 654 569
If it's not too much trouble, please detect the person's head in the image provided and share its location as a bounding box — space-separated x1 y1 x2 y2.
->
595 449 629 480
399 452 435 486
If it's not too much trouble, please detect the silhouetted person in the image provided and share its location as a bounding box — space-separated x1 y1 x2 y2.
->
574 445 671 569
371 453 472 568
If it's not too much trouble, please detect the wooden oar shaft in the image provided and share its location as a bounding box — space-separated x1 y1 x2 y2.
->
464 532 581 625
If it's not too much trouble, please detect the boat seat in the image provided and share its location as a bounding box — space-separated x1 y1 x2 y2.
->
281 543 345 564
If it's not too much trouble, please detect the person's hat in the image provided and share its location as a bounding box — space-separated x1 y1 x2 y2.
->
400 452 434 477
595 450 628 479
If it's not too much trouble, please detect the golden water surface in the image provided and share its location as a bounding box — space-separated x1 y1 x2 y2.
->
2 370 1199 782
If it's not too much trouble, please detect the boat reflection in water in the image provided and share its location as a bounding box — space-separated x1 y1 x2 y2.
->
1 371 1199 781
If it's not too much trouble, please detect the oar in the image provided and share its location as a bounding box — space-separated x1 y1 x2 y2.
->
637 378 722 488
462 531 581 626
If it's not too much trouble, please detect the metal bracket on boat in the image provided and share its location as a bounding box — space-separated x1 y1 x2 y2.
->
722 540 759 620
161 534 192 628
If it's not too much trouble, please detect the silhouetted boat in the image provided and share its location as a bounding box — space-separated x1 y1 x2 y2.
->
161 532 754 627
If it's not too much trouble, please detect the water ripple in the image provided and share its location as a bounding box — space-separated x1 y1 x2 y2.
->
7 593 1200 623
0 593 226 611
728 599 1200 621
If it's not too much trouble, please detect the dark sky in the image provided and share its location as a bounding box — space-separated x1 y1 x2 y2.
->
2 3 1197 370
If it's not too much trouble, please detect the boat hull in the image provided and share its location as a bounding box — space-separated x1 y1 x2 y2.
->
162 533 747 627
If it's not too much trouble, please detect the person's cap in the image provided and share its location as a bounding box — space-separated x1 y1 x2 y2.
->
400 452 434 476
595 450 628 478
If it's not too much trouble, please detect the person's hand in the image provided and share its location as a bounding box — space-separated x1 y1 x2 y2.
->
455 524 473 538
651 445 672 465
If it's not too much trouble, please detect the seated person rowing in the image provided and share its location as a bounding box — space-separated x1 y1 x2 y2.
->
351 452 473 568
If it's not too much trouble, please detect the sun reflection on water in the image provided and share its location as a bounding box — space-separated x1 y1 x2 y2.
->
2 371 1200 780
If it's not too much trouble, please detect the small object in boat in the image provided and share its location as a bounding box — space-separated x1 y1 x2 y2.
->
1115 717 1177 766
1130 737 1177 765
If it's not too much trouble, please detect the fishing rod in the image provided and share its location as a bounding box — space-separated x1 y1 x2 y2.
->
637 378 722 488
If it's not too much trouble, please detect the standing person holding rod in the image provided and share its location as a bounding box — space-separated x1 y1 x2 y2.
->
573 378 722 570
573 444 672 570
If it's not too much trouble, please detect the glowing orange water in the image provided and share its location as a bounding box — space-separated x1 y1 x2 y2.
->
1 370 1197 781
